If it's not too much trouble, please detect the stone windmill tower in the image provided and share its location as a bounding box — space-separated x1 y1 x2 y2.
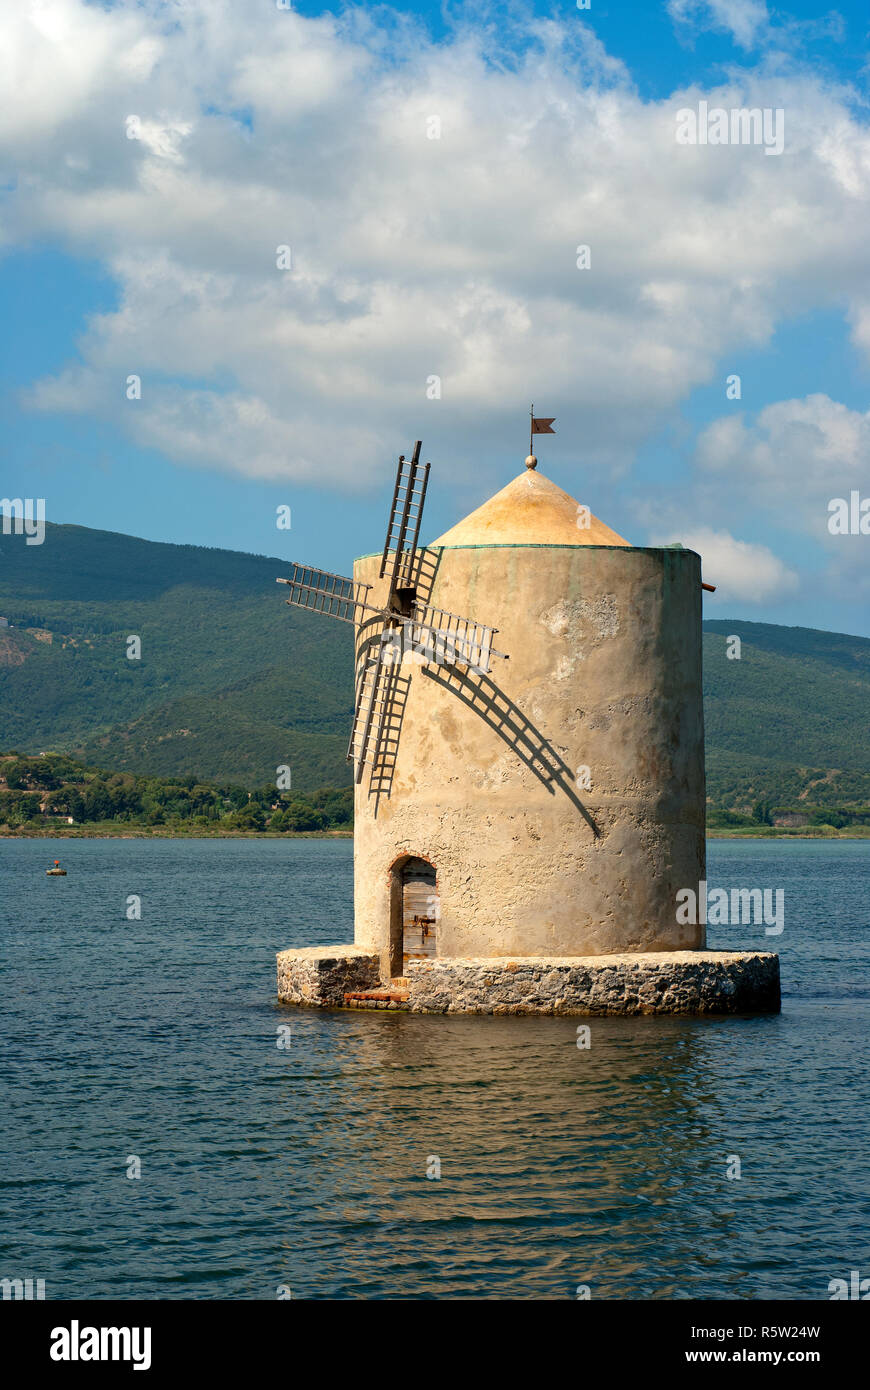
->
276 433 779 1016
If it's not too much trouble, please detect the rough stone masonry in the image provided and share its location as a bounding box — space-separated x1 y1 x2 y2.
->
276 947 781 1016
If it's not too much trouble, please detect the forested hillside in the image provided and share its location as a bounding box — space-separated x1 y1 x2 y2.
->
702 621 870 811
0 522 352 792
2 522 868 815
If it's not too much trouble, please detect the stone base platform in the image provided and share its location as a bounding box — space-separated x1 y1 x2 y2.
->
276 946 780 1016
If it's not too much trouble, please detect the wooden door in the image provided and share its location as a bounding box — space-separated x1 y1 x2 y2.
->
402 858 437 960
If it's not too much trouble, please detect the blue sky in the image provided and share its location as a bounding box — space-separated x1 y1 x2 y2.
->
1 0 869 634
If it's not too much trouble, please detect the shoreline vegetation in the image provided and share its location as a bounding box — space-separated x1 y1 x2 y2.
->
0 750 352 838
4 824 868 839
706 827 870 839
1 824 352 839
3 822 867 840
2 751 868 842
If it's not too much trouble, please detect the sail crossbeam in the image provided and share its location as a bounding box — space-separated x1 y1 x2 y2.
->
380 443 430 600
410 601 507 674
347 641 399 778
278 564 373 625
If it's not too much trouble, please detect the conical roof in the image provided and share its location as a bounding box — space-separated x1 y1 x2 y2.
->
430 466 630 548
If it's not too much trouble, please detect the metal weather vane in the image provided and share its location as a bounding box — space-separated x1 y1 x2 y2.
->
277 442 508 787
528 404 555 463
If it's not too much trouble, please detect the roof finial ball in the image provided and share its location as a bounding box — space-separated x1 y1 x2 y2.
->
527 405 553 469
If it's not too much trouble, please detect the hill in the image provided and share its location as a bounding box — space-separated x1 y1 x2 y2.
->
1 522 868 810
0 522 352 792
702 620 870 810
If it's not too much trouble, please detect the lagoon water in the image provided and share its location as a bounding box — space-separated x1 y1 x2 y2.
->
1 837 868 1300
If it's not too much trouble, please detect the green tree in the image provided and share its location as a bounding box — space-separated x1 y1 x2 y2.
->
84 784 112 820
230 804 266 831
284 802 327 832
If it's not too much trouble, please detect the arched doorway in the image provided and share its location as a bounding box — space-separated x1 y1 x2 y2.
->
389 856 438 976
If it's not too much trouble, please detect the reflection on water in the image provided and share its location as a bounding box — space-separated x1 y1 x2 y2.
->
0 837 868 1299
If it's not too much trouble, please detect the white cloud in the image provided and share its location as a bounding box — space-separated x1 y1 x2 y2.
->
639 392 870 614
651 527 799 601
2 0 870 497
694 394 870 539
667 0 770 50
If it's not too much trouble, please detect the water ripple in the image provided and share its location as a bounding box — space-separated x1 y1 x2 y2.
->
0 836 868 1299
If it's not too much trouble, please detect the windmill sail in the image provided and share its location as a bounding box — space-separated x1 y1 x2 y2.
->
276 439 512 801
380 442 430 604
347 634 401 779
278 564 374 625
410 601 507 674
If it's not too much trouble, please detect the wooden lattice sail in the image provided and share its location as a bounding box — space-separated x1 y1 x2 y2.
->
277 442 507 788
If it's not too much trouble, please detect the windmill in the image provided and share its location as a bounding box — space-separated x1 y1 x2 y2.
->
277 441 508 788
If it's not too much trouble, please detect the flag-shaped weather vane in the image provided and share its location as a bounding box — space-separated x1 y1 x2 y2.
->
526 404 555 469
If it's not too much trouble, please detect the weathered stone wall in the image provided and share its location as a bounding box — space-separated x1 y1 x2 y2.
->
353 543 706 975
403 951 779 1016
276 947 780 1016
276 945 379 1007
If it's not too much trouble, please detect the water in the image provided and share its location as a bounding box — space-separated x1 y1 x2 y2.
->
0 837 868 1300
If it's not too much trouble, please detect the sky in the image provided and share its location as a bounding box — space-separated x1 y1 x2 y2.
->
1 0 869 635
